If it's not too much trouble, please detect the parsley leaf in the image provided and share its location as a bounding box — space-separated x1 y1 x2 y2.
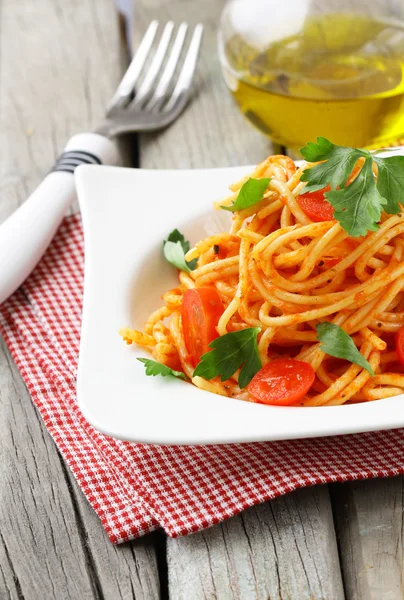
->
300 137 367 193
163 229 197 273
137 358 187 380
166 229 190 253
163 241 192 273
221 178 270 212
298 137 404 237
324 156 386 237
316 323 374 376
193 327 261 388
373 155 404 214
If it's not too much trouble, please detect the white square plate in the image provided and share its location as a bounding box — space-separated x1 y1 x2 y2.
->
75 164 404 445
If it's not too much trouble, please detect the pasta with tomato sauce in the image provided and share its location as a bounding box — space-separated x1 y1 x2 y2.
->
121 143 404 406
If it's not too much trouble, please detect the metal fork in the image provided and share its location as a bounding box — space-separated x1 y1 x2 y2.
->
0 22 204 305
99 21 203 137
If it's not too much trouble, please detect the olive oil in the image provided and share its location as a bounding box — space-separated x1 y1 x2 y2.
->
220 14 404 150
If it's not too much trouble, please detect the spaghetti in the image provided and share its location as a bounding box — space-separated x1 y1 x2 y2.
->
121 153 404 406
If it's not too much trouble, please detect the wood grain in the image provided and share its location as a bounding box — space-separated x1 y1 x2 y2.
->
332 478 404 600
0 0 119 218
0 1 160 599
168 487 344 600
133 1 344 598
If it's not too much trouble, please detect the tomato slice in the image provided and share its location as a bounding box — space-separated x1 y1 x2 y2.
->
247 358 315 405
395 325 404 367
297 185 334 222
182 287 224 367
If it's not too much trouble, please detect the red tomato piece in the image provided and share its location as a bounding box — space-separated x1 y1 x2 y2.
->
297 185 334 222
395 325 404 367
248 358 315 405
181 287 224 367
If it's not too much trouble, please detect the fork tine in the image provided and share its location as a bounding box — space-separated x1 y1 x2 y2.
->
132 22 175 109
107 20 159 111
145 22 188 111
163 24 204 114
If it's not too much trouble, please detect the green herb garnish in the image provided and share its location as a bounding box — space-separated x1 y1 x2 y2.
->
137 358 188 380
163 229 197 273
299 137 404 237
221 178 270 213
372 155 404 214
300 137 365 193
193 327 262 388
316 323 374 376
325 156 386 238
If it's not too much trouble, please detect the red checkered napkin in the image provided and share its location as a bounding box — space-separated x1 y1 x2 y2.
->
1 214 404 544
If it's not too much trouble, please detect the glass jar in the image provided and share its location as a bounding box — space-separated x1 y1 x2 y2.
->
218 0 404 150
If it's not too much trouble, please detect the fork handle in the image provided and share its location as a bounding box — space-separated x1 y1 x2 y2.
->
0 133 118 305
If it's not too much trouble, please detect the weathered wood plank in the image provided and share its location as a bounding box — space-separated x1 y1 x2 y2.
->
0 1 160 599
0 0 118 215
168 487 344 600
133 1 344 598
332 477 404 600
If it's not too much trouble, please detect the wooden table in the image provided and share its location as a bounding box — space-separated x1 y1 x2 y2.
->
1 1 403 598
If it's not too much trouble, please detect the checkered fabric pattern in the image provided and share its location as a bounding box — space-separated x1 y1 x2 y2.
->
1 214 404 544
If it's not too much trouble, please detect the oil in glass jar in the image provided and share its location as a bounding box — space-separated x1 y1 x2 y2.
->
219 4 404 150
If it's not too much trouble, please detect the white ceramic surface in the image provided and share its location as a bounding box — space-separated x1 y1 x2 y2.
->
75 164 404 445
